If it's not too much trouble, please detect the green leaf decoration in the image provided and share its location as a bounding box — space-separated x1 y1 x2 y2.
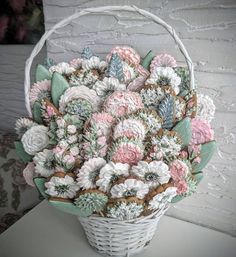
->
106 53 124 82
141 50 154 70
158 95 174 129
49 200 90 217
35 64 51 82
172 117 192 147
171 195 186 203
44 57 56 69
32 101 43 124
192 141 217 173
81 47 93 59
34 177 48 199
174 67 190 97
194 172 203 185
14 141 33 163
51 72 70 108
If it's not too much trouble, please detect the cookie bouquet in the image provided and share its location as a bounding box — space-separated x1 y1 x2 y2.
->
15 6 216 257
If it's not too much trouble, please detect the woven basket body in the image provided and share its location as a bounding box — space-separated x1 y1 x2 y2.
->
78 205 168 257
24 5 195 257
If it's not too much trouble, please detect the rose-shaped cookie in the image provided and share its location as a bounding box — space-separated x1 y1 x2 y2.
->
21 125 49 155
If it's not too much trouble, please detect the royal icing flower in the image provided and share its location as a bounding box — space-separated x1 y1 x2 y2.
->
103 91 144 118
93 77 126 97
76 158 106 190
89 112 115 138
21 125 49 155
69 58 82 68
107 46 140 68
113 118 146 140
15 118 37 138
45 175 79 199
96 162 130 192
110 138 144 165
107 200 144 220
190 118 214 145
197 94 215 122
59 86 102 113
169 160 189 181
148 187 177 210
146 67 181 95
33 149 54 177
131 161 170 189
29 79 51 106
122 61 138 84
110 178 149 199
82 56 107 72
49 62 75 74
23 162 36 187
150 54 177 71
74 190 108 216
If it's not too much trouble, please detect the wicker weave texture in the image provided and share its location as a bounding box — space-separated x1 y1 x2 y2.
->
78 205 168 257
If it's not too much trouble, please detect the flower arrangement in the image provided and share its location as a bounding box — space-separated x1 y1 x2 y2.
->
15 46 216 220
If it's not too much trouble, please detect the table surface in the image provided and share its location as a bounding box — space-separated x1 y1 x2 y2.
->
0 200 235 257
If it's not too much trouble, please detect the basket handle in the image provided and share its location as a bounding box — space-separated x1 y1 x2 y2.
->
24 5 195 116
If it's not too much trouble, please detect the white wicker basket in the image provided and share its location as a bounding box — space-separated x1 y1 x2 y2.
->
24 5 195 257
78 204 169 257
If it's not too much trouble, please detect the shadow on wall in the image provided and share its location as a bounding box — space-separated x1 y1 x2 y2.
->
0 0 45 44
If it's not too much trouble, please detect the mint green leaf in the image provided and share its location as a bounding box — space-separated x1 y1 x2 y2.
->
34 177 48 199
141 50 154 70
35 64 51 82
173 117 192 147
32 101 43 124
14 141 33 163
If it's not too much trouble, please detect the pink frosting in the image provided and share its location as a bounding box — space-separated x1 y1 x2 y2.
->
150 53 177 72
103 91 144 118
111 142 143 165
190 118 214 145
23 162 35 187
169 160 188 181
174 180 189 195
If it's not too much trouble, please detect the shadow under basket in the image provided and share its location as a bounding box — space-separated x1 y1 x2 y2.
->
78 205 168 257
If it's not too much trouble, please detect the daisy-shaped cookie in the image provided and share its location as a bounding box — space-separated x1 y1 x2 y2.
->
131 161 170 189
76 157 106 190
33 149 54 177
110 178 149 199
96 162 130 192
45 174 79 199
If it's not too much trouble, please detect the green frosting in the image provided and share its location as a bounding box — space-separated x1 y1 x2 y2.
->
32 101 43 124
34 177 48 199
141 50 154 70
65 98 93 120
74 192 108 217
174 67 190 97
35 64 52 82
14 141 33 163
173 117 192 147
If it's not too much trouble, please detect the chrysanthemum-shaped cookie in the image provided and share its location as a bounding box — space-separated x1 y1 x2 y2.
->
96 162 130 192
131 161 170 189
110 178 149 199
136 109 163 134
76 157 106 190
106 198 144 220
103 91 144 118
151 130 182 161
29 79 51 106
74 189 108 216
197 94 215 122
146 67 181 95
109 137 144 165
59 86 102 113
113 117 147 140
49 62 75 75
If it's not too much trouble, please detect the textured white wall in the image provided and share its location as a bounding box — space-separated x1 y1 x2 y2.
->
42 0 236 236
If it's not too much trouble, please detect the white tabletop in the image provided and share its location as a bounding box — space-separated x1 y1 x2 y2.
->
0 200 235 257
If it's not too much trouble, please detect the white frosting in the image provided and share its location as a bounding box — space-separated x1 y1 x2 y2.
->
45 175 79 199
96 162 130 192
49 62 75 74
146 67 181 95
21 125 49 155
82 56 107 71
59 85 102 113
197 93 215 122
33 149 54 177
131 161 170 189
113 118 146 140
110 178 149 199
